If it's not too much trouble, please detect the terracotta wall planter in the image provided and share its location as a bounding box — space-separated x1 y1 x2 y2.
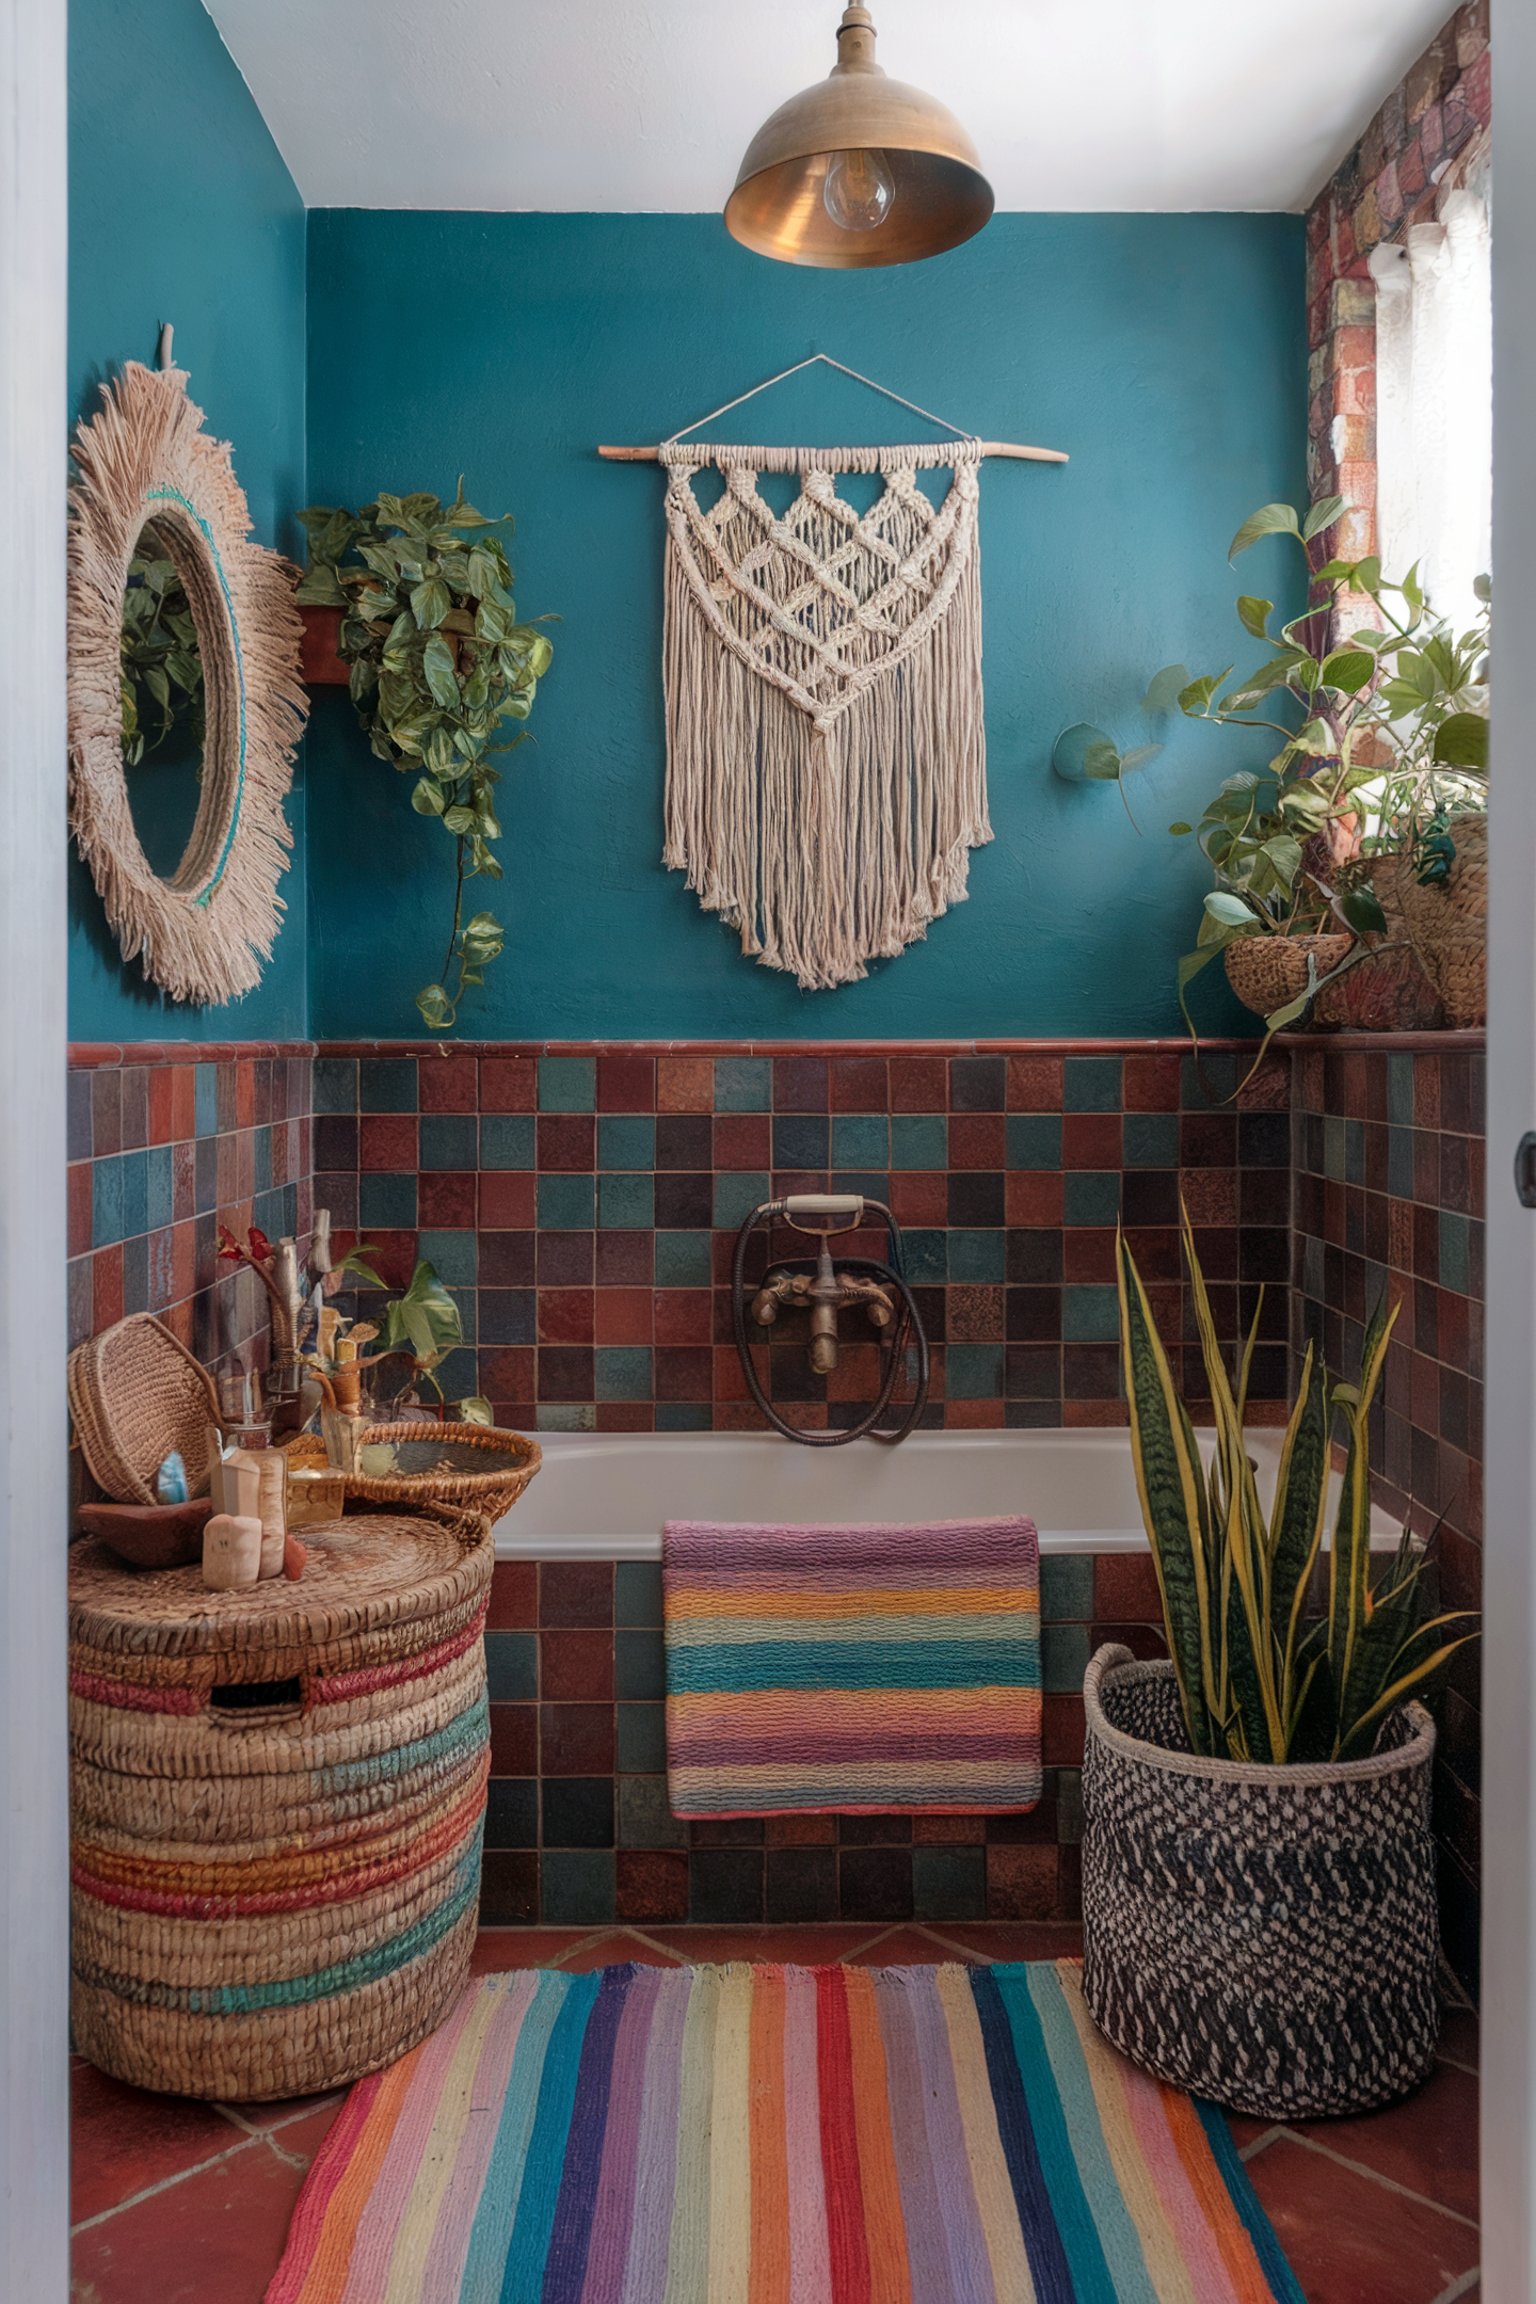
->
298 603 349 687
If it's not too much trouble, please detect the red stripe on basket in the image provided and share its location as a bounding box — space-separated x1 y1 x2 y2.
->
72 1766 490 1919
307 1604 489 1706
68 1669 202 1715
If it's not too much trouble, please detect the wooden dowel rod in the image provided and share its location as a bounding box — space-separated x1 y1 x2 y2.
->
597 441 1069 465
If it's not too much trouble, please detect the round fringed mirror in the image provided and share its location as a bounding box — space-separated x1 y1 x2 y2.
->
67 356 307 1006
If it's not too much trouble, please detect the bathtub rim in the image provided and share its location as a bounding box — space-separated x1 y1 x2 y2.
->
488 1425 1395 1562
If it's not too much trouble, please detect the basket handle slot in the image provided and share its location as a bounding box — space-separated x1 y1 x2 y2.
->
208 1676 303 1719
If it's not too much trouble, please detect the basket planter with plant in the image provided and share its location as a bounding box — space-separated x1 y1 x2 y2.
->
295 485 554 1031
1080 1213 1477 2119
1060 497 1489 1050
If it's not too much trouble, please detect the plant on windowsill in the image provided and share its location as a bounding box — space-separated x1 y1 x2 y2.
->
1078 1210 1477 2121
295 485 555 1032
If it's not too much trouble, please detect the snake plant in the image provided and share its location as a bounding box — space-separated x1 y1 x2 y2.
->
1117 1210 1475 1764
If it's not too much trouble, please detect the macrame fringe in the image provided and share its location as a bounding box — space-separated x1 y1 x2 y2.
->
68 363 307 1007
659 446 990 991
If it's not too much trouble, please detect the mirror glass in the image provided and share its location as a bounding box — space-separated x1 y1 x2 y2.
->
119 518 206 878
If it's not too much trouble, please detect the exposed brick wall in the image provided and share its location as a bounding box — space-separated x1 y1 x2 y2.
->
1306 0 1491 553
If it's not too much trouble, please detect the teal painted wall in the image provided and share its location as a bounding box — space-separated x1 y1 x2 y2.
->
68 0 307 1042
305 211 1306 1042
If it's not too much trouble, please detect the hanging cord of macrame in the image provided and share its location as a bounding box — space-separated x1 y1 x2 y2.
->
661 352 980 448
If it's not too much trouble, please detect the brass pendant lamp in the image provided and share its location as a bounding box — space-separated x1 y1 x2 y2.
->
725 5 994 269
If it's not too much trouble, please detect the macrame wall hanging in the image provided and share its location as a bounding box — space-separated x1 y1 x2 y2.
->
602 357 1066 989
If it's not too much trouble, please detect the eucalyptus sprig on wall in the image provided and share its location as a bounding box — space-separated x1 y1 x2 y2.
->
296 484 554 1029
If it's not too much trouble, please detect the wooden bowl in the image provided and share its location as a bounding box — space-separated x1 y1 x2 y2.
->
76 1499 213 1570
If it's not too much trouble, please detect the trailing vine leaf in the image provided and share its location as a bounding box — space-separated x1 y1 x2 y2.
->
298 484 555 1030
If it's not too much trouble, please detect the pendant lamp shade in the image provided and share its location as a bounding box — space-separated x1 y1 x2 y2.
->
725 6 994 270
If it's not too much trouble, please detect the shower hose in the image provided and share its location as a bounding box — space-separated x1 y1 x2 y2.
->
730 1195 930 1447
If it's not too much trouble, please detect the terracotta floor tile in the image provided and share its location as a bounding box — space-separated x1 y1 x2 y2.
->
470 1926 600 1974
1436 2006 1480 2072
70 2060 244 2225
845 1926 973 1965
926 1921 1085 1962
1226 2114 1285 2155
556 1928 682 1969
70 2133 311 2304
644 1923 887 1964
219 2088 345 2138
1244 2135 1479 2304
1293 2060 1480 2224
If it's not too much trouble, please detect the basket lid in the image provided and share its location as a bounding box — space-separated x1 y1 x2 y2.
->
68 1315 221 1505
68 1512 492 1661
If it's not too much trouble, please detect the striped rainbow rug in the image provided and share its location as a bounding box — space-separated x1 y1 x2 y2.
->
267 1960 1301 2303
663 1517 1041 1816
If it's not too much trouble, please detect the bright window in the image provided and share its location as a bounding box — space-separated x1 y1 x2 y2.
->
1368 175 1492 630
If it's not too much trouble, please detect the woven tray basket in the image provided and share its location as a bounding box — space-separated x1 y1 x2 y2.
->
1224 932 1353 1022
1313 855 1447 1031
68 1314 221 1505
69 1511 493 2101
1080 1646 1439 2120
348 1420 541 1524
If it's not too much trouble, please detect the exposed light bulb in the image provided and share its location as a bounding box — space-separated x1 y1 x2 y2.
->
823 147 895 232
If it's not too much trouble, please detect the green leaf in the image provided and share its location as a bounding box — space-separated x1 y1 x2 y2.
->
422 633 460 710
1052 723 1117 783
1434 712 1490 770
415 982 454 1030
410 577 451 630
459 1395 494 1426
1302 493 1347 542
410 777 447 817
1236 596 1273 640
1229 503 1300 560
1204 891 1260 929
1340 884 1388 936
295 566 348 607
1319 647 1375 696
1168 820 1193 836
1143 663 1191 715
1179 669 1234 716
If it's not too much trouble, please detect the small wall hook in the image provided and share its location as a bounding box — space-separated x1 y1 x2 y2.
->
157 322 175 372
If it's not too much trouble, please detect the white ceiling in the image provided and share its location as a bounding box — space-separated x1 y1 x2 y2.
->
204 0 1455 215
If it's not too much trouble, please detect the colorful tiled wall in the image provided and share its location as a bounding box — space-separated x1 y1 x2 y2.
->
476 1551 1167 1929
63 1033 1486 1957
309 1040 1294 1432
1289 1032 1485 1984
66 1042 314 1378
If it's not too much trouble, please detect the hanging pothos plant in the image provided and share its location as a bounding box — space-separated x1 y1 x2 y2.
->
296 484 554 1029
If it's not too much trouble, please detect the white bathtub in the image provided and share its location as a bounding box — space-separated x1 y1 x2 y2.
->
493 1428 1398 1560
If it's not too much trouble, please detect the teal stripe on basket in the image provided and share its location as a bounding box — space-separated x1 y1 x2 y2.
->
316 1692 489 1797
1196 2100 1309 2304
461 1972 571 2304
1025 1964 1162 2304
499 1968 602 2304
665 1641 1037 1694
990 1965 1119 2304
76 1843 483 2016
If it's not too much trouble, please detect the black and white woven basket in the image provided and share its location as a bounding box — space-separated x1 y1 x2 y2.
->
1081 1644 1441 2120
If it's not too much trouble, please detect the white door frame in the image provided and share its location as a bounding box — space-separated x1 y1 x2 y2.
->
0 0 69 2295
1482 4 1536 2297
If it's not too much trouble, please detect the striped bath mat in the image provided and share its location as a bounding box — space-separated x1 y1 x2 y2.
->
663 1518 1041 1816
267 1960 1301 2303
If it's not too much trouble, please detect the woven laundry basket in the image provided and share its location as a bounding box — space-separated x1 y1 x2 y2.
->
69 1511 493 2101
1080 1645 1440 2120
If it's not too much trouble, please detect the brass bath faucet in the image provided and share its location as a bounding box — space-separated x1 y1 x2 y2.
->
749 1232 898 1374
